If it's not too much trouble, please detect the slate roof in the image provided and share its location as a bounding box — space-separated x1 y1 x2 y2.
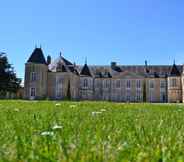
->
80 64 92 77
111 65 122 72
86 65 182 78
48 56 183 78
49 56 74 72
27 48 47 64
62 56 73 65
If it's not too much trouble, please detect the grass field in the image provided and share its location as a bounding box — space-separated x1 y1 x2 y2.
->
0 101 184 162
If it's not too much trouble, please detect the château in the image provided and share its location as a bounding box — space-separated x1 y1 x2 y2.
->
24 47 184 103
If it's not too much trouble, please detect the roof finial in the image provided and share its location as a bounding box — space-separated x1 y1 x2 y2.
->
60 51 62 58
85 57 87 65
174 59 176 65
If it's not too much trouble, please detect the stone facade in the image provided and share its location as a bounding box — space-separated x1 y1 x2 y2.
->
24 48 184 103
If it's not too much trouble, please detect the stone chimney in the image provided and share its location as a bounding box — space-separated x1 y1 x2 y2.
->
47 55 51 65
145 60 149 73
111 62 117 68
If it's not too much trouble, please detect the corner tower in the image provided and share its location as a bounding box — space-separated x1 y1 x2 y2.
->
167 63 182 103
24 47 48 99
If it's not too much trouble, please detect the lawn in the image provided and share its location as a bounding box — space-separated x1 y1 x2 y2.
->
0 100 184 162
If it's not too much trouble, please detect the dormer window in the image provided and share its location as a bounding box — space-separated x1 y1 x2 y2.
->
31 72 37 81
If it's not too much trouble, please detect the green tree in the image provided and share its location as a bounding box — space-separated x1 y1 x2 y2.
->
0 52 21 97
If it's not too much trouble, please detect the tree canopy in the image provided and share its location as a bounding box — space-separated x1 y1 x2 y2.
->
0 52 21 96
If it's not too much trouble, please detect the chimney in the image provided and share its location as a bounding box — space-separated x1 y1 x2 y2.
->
111 62 117 68
47 55 51 65
145 60 147 67
145 60 149 73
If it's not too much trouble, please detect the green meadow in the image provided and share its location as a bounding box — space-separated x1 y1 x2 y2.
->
0 100 184 162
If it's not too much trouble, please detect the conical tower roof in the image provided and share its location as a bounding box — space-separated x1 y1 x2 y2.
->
27 48 47 64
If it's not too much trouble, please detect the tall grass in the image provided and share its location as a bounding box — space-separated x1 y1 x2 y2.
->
0 100 183 161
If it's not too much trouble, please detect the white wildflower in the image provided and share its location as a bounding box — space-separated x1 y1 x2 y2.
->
117 145 123 151
122 141 129 147
92 111 102 116
100 109 106 112
158 119 163 128
69 143 76 150
52 124 63 130
70 105 77 108
41 131 54 136
55 103 61 107
14 108 20 112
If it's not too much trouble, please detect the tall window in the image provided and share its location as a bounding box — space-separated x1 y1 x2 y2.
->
104 80 110 88
136 90 142 101
116 80 120 88
95 80 101 88
56 77 63 98
160 80 166 89
149 80 154 89
30 88 36 97
31 72 37 81
126 80 131 89
84 79 88 88
149 91 154 102
160 92 166 102
126 90 131 101
170 78 177 87
136 80 141 89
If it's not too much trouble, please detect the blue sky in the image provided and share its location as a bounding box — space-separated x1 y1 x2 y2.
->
1 0 184 79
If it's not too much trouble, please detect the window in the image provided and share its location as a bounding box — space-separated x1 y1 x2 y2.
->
30 88 36 97
84 79 88 88
136 90 142 101
31 72 37 81
126 80 131 89
95 80 101 88
116 80 120 88
149 80 154 89
149 91 154 102
126 90 131 101
160 92 166 102
104 80 110 88
56 77 63 98
160 80 166 89
170 78 177 87
136 80 141 89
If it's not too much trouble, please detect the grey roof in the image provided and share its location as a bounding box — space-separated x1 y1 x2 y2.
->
49 56 73 72
27 48 47 64
48 56 183 78
79 65 183 78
